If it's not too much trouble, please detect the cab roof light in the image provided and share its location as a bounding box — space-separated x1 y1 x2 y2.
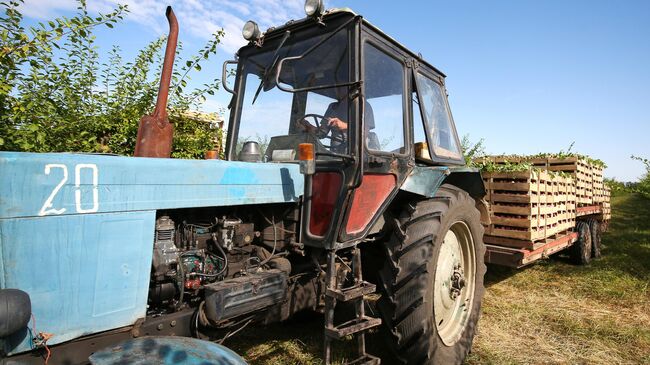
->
304 0 324 17
242 20 261 41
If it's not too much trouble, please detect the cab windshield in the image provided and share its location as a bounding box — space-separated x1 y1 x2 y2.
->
233 25 351 162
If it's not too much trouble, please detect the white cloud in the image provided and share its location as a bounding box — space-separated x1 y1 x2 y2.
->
21 0 307 55
19 0 78 19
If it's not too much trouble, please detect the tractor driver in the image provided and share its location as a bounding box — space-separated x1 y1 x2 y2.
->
297 87 377 153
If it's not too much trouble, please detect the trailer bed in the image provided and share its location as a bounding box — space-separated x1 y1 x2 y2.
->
484 205 603 268
484 231 578 268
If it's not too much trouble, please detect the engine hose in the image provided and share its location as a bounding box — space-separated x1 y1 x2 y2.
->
176 258 185 310
257 215 277 268
258 209 296 234
213 243 229 277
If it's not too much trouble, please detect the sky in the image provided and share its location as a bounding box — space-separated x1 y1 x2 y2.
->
20 0 650 181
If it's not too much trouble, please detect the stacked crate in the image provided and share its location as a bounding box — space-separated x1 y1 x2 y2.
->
602 185 611 220
482 169 576 242
552 175 576 234
591 164 605 204
547 157 593 206
565 175 577 227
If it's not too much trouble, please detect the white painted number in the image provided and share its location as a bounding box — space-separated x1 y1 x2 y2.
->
38 164 68 216
75 164 99 213
38 163 100 216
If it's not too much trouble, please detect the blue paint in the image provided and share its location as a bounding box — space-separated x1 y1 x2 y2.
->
0 152 305 219
0 152 305 356
0 211 155 355
89 336 247 365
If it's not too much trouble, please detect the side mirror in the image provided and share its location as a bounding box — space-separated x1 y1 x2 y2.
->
222 60 237 94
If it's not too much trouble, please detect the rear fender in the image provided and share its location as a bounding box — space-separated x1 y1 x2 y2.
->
399 167 489 225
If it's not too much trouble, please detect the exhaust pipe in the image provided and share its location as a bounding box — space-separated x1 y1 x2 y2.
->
134 6 178 158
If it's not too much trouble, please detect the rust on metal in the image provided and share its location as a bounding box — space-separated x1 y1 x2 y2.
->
204 150 219 159
134 6 178 158
484 231 578 268
576 205 602 217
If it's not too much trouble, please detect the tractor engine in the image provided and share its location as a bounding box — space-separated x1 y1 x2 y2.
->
147 207 304 326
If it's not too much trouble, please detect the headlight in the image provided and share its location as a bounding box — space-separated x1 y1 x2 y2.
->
304 0 324 17
242 20 260 41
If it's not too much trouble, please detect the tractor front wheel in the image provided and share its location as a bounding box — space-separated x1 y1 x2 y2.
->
377 185 486 364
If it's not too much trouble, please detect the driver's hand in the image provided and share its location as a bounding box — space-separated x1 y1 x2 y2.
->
327 117 348 131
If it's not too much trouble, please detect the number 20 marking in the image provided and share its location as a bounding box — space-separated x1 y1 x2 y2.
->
38 163 99 216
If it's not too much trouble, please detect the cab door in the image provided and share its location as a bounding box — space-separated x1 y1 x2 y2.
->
338 32 412 242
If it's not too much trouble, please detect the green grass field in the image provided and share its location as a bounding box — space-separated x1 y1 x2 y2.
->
228 193 650 364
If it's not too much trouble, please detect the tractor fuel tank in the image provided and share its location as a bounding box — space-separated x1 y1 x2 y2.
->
203 270 287 322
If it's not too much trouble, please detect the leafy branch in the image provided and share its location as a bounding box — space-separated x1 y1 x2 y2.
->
0 0 225 158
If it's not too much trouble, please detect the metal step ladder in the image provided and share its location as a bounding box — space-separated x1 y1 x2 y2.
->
323 247 382 365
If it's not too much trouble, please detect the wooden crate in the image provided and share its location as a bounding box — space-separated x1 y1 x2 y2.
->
475 155 601 208
475 156 548 169
547 157 594 206
602 185 611 220
483 170 576 243
478 155 606 251
592 165 605 204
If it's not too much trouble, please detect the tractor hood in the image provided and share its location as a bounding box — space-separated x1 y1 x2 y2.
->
0 151 303 356
0 152 304 219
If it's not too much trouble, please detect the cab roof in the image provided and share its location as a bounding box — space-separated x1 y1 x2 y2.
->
246 7 446 79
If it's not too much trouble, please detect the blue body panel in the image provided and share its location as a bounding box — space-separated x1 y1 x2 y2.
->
0 152 303 219
0 152 304 355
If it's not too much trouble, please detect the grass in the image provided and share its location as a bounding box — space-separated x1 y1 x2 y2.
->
227 193 650 364
466 192 650 364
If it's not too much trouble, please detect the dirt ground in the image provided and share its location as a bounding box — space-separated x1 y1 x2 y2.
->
227 193 650 364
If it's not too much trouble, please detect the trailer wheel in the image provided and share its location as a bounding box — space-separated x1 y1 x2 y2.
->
377 184 486 364
571 221 592 265
588 219 602 258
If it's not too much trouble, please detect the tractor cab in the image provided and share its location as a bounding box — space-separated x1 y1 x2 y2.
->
224 7 466 249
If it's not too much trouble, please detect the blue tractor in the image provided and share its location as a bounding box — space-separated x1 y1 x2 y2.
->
0 2 489 364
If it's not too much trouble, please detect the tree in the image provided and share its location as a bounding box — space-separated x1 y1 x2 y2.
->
631 155 650 198
0 0 224 158
460 134 485 166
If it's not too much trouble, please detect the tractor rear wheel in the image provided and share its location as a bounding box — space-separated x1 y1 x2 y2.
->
377 185 486 364
571 221 592 265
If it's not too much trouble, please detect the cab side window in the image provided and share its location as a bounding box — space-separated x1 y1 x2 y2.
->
416 73 461 159
363 43 405 153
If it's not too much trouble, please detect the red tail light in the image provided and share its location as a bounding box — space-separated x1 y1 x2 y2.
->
309 172 342 236
346 174 396 235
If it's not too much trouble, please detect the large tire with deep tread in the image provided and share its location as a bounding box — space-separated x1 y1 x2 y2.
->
588 219 602 258
377 184 486 364
571 221 592 265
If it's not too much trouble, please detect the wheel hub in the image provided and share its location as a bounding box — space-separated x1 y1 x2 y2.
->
433 221 476 346
449 264 465 300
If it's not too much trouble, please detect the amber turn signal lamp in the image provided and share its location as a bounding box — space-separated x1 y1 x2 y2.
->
299 143 315 175
298 143 314 160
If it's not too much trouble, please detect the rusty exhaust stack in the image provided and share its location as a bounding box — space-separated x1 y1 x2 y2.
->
134 6 178 158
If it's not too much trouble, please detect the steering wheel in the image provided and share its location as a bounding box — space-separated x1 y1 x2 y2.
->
297 114 327 137
296 114 344 143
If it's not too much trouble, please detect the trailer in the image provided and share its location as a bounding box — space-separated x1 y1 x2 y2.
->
477 156 610 268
